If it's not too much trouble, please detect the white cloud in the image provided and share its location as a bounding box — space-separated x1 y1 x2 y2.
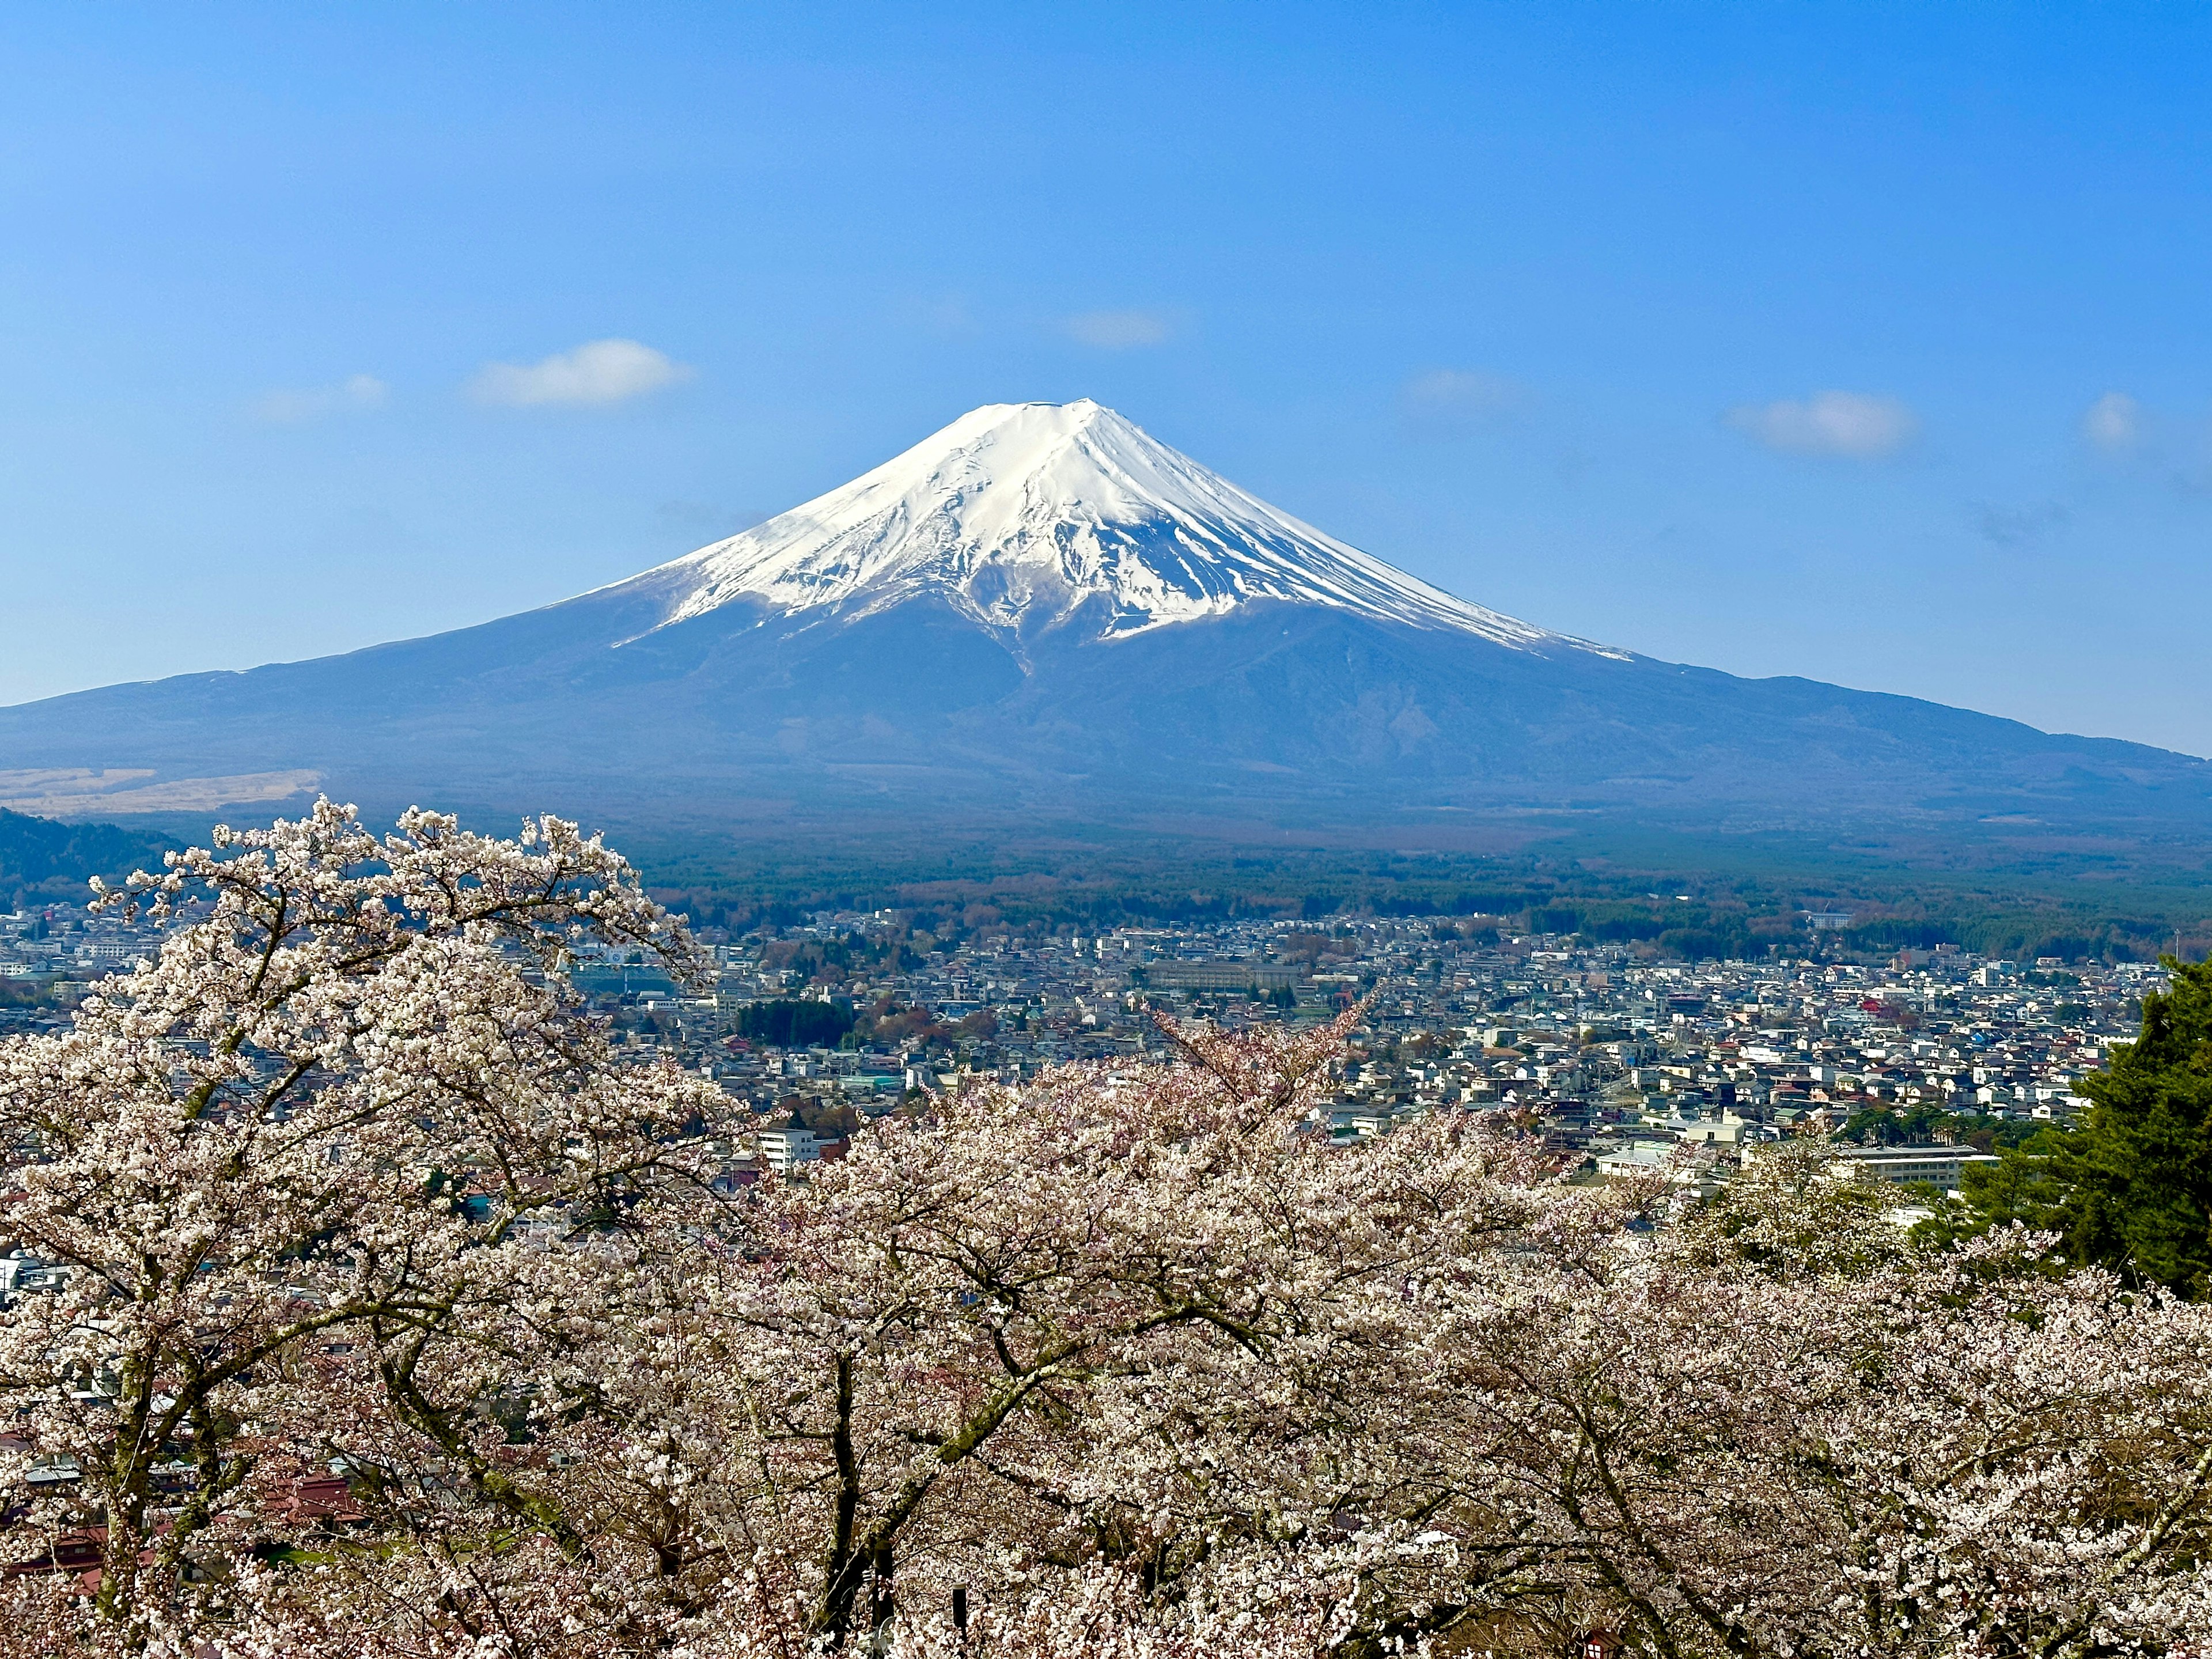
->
2082 390 2142 452
1723 390 1918 459
253 373 388 424
468 338 692 408
1063 308 1175 350
1399 368 1530 430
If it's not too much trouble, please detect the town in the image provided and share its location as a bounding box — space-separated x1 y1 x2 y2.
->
1 898 2152 1194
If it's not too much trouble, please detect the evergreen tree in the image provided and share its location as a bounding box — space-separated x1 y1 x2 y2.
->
1953 957 2212 1295
2056 957 2212 1292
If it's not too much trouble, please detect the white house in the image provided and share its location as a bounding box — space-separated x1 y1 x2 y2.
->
756 1127 825 1173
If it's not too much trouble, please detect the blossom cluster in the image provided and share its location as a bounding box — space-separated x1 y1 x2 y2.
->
2 805 2209 1658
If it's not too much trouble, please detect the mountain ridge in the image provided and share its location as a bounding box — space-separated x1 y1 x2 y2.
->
0 399 2204 849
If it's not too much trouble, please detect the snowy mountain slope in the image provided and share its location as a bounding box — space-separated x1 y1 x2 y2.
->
0 399 2204 842
604 400 1618 653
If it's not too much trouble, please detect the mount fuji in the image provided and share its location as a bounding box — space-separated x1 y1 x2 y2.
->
1 399 2206 841
614 399 1581 651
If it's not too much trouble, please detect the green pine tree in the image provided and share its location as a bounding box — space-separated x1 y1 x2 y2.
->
1948 958 2212 1296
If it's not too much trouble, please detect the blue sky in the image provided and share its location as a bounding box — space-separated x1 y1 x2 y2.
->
5 3 2212 750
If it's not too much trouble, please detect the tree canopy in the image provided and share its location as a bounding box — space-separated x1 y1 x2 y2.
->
733 995 857 1048
6 807 2212 1657
0 806 171 907
1950 956 2212 1295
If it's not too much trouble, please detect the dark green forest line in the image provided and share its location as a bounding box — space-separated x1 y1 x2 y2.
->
13 802 2212 963
0 807 174 911
635 827 2212 964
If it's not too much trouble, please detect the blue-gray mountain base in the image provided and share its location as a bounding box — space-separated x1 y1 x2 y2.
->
0 402 2202 861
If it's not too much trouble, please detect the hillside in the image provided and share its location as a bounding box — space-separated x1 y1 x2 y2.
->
0 806 172 907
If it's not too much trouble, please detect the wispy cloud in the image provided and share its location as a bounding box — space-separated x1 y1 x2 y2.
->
2069 392 2212 490
1063 308 1176 350
468 338 693 408
919 295 978 337
656 500 768 541
1976 499 2070 549
2081 391 2142 452
252 373 388 424
1723 390 1918 459
1398 368 1530 434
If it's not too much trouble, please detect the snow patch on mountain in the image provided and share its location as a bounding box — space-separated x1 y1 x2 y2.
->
605 400 1622 656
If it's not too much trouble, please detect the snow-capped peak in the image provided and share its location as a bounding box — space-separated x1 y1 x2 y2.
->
608 399 1615 653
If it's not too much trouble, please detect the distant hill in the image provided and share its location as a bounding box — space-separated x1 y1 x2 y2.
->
0 807 173 908
0 399 2206 855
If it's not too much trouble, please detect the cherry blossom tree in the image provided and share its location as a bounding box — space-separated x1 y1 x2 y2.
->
1421 1147 2212 1657
195 1009 1599 1655
0 801 726 1629
7 805 2212 1658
